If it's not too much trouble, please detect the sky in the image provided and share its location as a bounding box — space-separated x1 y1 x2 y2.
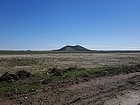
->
0 0 140 50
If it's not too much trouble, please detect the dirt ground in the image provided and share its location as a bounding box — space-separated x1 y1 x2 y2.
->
0 72 140 105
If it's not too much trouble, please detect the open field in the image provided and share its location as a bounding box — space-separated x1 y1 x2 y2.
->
0 52 140 74
0 52 140 105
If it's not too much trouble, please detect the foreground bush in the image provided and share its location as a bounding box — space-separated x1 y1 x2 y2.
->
0 70 31 83
48 68 63 76
15 70 31 78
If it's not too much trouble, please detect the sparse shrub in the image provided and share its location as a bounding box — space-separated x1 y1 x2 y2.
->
0 70 32 83
67 67 78 71
49 68 62 76
9 73 19 80
15 70 31 78
0 72 20 82
0 72 13 83
42 78 49 84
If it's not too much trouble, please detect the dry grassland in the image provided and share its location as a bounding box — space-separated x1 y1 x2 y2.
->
0 53 140 74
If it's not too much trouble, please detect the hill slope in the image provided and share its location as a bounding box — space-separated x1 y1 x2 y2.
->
57 45 90 51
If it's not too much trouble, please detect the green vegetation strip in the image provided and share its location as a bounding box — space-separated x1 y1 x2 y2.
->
0 64 140 98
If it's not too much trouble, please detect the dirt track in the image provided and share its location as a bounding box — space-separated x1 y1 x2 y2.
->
1 72 140 105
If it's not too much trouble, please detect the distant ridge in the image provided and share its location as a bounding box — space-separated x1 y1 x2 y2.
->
56 45 90 51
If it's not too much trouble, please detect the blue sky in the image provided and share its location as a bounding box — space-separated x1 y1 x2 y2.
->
0 0 140 50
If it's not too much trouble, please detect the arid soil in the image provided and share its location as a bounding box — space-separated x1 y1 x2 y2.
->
1 72 140 105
